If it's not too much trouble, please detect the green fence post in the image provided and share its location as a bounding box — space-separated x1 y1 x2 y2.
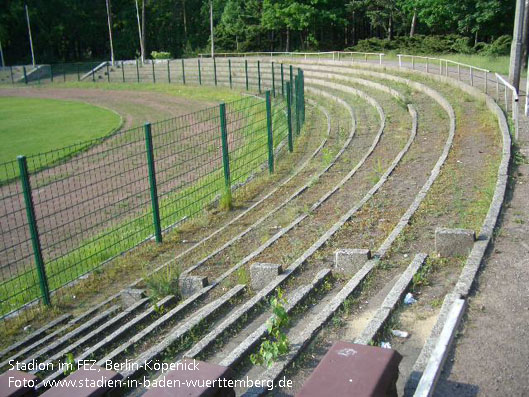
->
219 103 232 204
17 155 51 306
301 69 305 123
136 59 140 83
281 63 284 96
286 82 293 152
152 61 156 83
289 64 293 90
295 75 300 135
23 66 28 84
106 62 110 82
265 91 274 173
167 60 171 83
258 60 261 94
144 123 163 243
198 59 202 85
122 61 125 82
245 59 249 90
181 59 185 84
271 62 275 97
77 63 80 81
214 58 217 86
10 66 14 84
229 59 232 89
50 64 54 83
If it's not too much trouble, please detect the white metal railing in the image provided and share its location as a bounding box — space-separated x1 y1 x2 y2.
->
397 54 490 91
198 51 385 64
495 73 519 140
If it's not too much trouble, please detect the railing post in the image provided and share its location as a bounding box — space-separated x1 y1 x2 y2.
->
144 123 162 243
258 60 261 94
484 71 488 93
121 61 125 82
245 59 249 90
152 61 156 83
439 59 442 75
198 59 202 85
229 59 232 89
18 155 51 306
214 58 217 86
106 62 110 82
219 103 232 203
50 64 54 83
10 66 14 84
470 67 473 86
92 66 95 82
63 67 66 82
265 91 274 173
286 81 293 152
167 60 171 83
398 54 402 68
271 62 275 97
412 56 415 69
181 59 186 84
426 58 429 73
77 63 80 82
23 66 28 84
136 59 140 83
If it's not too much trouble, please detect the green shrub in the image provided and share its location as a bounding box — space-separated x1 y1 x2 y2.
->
480 35 512 56
151 51 171 59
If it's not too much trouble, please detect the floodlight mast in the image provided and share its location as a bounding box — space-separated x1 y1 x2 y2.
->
25 4 36 67
210 0 214 59
106 0 115 65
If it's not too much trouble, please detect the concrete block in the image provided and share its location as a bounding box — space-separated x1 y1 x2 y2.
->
435 228 475 257
120 289 145 307
334 249 371 275
179 276 208 298
250 263 282 291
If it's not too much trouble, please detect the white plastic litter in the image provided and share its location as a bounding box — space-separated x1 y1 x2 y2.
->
380 341 392 349
391 329 409 338
403 292 417 305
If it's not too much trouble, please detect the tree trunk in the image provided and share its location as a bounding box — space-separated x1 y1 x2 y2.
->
474 30 479 47
286 28 290 52
410 9 417 37
388 12 393 40
182 0 188 40
352 11 356 45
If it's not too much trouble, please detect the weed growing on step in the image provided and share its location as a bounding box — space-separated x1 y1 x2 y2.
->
144 265 181 301
250 289 290 368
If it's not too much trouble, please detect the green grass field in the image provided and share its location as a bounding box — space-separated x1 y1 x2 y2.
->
0 97 122 166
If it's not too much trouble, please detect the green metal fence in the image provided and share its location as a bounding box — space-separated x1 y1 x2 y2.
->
0 59 305 323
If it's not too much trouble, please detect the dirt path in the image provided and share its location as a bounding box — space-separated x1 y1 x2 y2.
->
435 101 529 396
0 86 217 130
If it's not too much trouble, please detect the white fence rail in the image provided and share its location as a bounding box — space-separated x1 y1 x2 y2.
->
495 73 519 140
198 51 385 64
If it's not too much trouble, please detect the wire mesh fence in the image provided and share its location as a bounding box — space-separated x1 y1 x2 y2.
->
0 59 305 326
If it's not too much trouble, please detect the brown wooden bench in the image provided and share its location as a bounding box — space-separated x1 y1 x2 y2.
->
0 370 38 397
143 359 235 397
41 366 122 397
296 341 402 397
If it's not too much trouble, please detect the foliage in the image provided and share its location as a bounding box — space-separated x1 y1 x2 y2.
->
0 0 515 64
151 51 171 59
144 265 181 301
250 288 290 368
62 353 76 376
352 33 513 56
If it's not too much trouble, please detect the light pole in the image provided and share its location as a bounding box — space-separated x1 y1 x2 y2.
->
210 0 214 58
106 0 115 65
135 0 145 63
25 4 36 67
509 0 525 92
